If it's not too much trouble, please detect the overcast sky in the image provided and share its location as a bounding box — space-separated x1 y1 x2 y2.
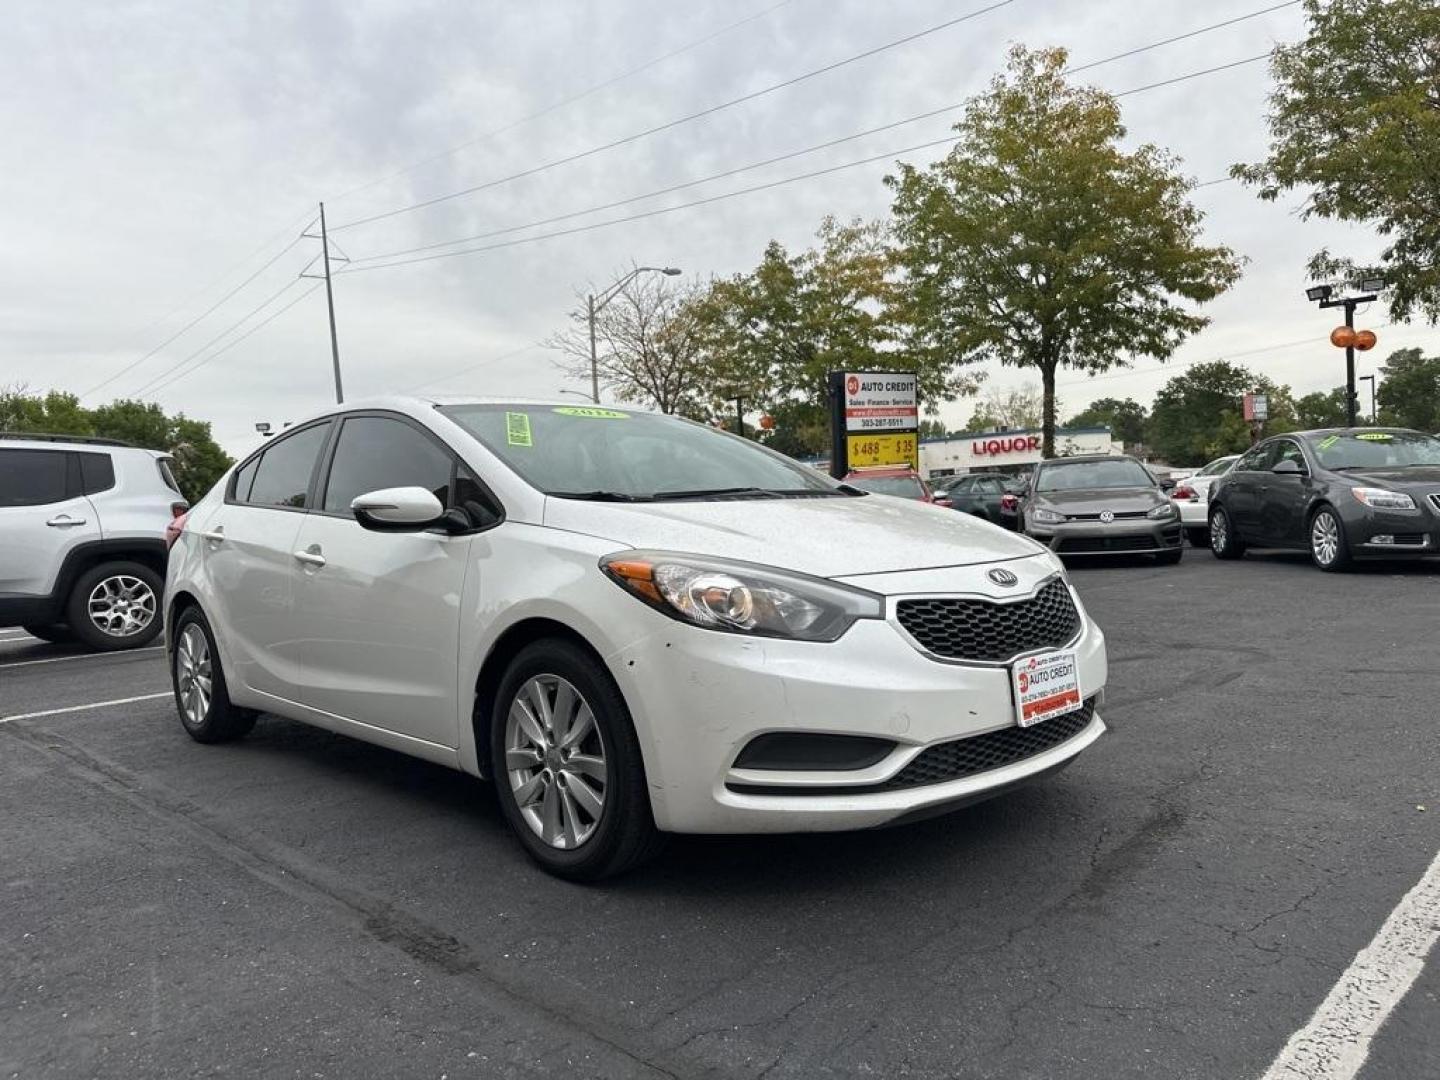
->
3 0 1434 456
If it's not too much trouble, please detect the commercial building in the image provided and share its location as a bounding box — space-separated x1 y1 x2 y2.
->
921 425 1123 478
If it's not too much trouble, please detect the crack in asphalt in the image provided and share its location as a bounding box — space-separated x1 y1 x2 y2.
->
0 721 705 1080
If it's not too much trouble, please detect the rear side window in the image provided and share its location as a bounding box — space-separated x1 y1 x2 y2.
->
0 449 70 506
157 458 182 494
322 416 453 513
244 424 330 509
77 452 116 495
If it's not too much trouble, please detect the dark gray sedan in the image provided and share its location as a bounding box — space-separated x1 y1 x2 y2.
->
1208 428 1440 571
1020 455 1183 563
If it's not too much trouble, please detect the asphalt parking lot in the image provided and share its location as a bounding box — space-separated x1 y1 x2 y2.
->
2 550 1437 1079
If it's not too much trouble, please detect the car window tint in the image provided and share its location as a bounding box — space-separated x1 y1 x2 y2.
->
323 417 452 514
246 424 329 509
980 478 1003 494
77 452 116 495
0 449 70 506
1238 448 1267 472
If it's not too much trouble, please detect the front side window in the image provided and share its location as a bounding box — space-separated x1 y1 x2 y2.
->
322 416 453 514
0 449 69 507
245 423 330 509
1035 458 1156 492
440 404 840 500
1272 441 1306 469
1199 456 1238 477
1237 447 1269 473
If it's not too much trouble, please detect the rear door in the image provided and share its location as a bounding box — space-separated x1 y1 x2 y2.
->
195 420 333 701
0 448 102 605
290 413 482 748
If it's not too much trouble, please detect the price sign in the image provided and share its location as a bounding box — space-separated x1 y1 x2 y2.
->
846 433 917 468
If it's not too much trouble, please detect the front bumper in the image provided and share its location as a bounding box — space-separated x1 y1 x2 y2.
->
1026 516 1183 555
1342 502 1440 556
606 557 1107 834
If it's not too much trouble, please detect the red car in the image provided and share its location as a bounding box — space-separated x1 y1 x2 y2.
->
841 466 947 505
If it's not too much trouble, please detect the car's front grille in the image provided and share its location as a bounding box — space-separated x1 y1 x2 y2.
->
1056 534 1158 553
1066 510 1149 521
895 577 1080 663
726 699 1096 796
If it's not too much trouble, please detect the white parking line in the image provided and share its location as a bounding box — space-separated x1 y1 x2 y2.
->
0 646 164 669
1259 847 1440 1080
0 692 171 725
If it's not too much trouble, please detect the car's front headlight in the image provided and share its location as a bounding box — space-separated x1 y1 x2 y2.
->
1351 487 1416 511
1147 502 1177 519
601 551 883 642
1031 507 1065 525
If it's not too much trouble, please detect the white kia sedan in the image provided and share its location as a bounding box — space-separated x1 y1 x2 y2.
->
165 398 1107 879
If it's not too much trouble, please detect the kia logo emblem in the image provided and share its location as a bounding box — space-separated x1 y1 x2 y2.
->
987 568 1019 587
1099 510 1115 523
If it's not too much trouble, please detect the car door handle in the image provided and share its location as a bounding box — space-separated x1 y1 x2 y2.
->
197 526 226 543
45 514 87 527
293 548 326 567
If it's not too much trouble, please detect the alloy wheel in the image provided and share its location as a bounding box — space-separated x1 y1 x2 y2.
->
87 574 157 638
504 674 608 850
175 623 213 725
1210 511 1227 552
1312 511 1340 566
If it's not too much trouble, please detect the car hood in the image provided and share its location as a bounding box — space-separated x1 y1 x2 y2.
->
542 494 1041 578
1340 466 1440 490
1035 487 1165 514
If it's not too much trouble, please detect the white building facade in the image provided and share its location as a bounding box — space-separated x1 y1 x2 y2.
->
921 426 1123 478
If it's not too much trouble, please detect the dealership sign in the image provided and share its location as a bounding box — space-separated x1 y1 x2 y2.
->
827 370 919 476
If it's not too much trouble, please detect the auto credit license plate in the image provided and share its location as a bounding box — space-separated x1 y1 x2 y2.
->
1011 650 1082 728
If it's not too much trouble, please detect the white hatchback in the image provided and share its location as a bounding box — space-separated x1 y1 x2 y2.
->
165 398 1107 879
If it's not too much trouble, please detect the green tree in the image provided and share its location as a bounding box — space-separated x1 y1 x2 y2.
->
1148 361 1299 463
1233 0 1440 322
1375 347 1440 431
0 388 94 435
887 46 1242 458
1294 386 1351 428
917 419 949 440
1066 397 1148 447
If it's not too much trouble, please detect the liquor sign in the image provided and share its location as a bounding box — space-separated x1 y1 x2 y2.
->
827 370 920 477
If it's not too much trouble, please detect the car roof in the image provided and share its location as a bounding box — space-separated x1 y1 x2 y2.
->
1035 454 1137 465
261 395 651 434
843 465 920 476
0 432 169 458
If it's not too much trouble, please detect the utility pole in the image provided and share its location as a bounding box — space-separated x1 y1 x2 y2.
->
734 394 745 438
581 265 681 407
303 204 350 404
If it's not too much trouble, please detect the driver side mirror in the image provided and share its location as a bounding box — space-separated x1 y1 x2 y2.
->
1271 459 1306 476
351 486 445 532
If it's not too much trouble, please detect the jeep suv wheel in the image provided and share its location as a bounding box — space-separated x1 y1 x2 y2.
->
66 561 164 651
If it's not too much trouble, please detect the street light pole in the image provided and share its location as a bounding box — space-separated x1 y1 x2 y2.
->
1309 281 1381 428
583 265 681 406
1359 374 1377 423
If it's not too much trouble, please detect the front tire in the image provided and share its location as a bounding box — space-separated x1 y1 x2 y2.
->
1309 506 1352 572
171 607 256 743
1210 506 1245 560
65 561 163 651
490 639 661 881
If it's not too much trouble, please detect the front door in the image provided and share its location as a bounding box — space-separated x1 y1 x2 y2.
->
1257 439 1313 545
1227 444 1274 538
291 414 476 748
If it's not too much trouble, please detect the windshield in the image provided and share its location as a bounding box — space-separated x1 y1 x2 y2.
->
1035 458 1155 492
1198 456 1239 477
439 404 842 499
1304 430 1440 470
847 474 924 498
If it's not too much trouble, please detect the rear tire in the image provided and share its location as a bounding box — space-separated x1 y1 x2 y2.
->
1185 527 1211 549
171 606 256 744
1209 506 1246 560
490 639 662 881
65 561 164 651
22 624 74 644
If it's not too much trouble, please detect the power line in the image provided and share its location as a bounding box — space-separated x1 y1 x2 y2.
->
140 283 324 399
82 224 312 400
127 277 308 398
330 0 1017 232
327 0 798 206
404 343 544 392
340 53 1272 275
1065 0 1295 75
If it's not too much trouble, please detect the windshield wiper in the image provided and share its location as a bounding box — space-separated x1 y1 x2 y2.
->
649 486 784 501
547 490 648 502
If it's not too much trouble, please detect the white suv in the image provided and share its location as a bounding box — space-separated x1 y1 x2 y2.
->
165 398 1107 879
1 434 187 649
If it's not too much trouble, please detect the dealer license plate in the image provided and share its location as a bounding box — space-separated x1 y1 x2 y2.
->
1011 650 1082 728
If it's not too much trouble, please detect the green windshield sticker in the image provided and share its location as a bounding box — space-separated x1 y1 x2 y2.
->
1318 435 1340 450
553 406 629 419
1355 432 1392 441
505 411 532 447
